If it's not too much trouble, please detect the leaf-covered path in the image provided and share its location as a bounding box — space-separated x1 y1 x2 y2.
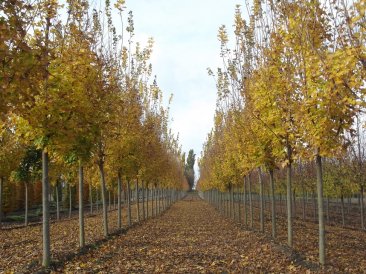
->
62 193 305 273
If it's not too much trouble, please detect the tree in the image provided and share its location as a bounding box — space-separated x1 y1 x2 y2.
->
185 149 196 191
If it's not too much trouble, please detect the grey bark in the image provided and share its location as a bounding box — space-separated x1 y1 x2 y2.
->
42 150 51 267
316 153 325 265
79 163 85 248
98 162 109 237
117 172 122 229
258 167 264 232
286 147 293 247
56 182 60 221
24 182 28 226
69 183 72 219
248 173 253 228
136 179 140 222
127 180 131 226
0 177 3 228
269 169 276 238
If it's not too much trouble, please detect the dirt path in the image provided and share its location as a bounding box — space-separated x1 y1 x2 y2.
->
61 193 305 273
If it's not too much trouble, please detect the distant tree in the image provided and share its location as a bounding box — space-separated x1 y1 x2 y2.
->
185 149 196 191
12 146 42 226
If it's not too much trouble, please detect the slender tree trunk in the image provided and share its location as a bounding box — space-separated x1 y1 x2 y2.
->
293 189 296 219
269 169 276 238
96 189 99 212
146 185 149 218
248 174 253 228
79 162 85 248
0 177 3 228
286 149 293 247
117 172 122 229
326 196 329 224
313 192 317 223
56 182 60 221
244 176 247 226
42 150 51 267
316 153 325 265
258 167 264 232
238 187 242 223
69 184 72 219
89 184 93 215
360 186 364 230
24 182 28 226
142 181 145 220
127 181 131 226
98 161 108 237
341 194 345 227
136 179 140 222
108 191 111 211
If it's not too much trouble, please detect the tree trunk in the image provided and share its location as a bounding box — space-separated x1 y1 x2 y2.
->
69 184 72 219
293 189 296 218
313 192 317 223
341 194 345 227
117 172 122 229
326 196 329 224
79 162 85 248
127 180 131 226
286 150 293 247
258 167 264 232
89 183 93 215
142 181 145 220
146 184 149 219
42 150 51 267
56 182 60 221
248 173 253 228
269 169 276 238
108 191 111 211
98 161 109 237
316 153 325 265
96 189 99 212
136 179 140 222
360 186 364 230
24 182 29 226
244 176 247 226
0 177 3 228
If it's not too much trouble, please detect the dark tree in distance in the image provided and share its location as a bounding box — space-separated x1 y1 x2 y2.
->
185 149 195 191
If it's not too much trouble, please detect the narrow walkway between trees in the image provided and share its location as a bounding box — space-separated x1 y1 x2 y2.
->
61 192 303 273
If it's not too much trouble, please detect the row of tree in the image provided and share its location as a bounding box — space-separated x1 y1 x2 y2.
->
1 0 187 267
198 0 365 266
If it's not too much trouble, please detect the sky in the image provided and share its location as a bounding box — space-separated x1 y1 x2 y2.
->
125 0 241 174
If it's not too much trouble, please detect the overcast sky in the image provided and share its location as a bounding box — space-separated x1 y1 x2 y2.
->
125 0 241 172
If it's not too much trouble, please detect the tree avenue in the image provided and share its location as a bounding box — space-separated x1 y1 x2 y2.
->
0 0 188 268
198 0 366 267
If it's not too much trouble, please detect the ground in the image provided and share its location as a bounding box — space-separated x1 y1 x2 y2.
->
1 193 365 273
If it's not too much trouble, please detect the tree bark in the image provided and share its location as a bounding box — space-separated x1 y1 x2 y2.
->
0 177 3 228
69 183 72 219
360 186 364 230
24 182 29 226
248 173 253 228
117 172 122 229
316 153 325 265
244 176 247 226
56 181 60 221
136 179 140 222
286 148 293 247
98 161 108 237
142 181 145 220
127 180 131 226
42 150 51 267
258 167 264 232
341 194 345 227
269 169 276 238
79 163 85 248
89 183 93 215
